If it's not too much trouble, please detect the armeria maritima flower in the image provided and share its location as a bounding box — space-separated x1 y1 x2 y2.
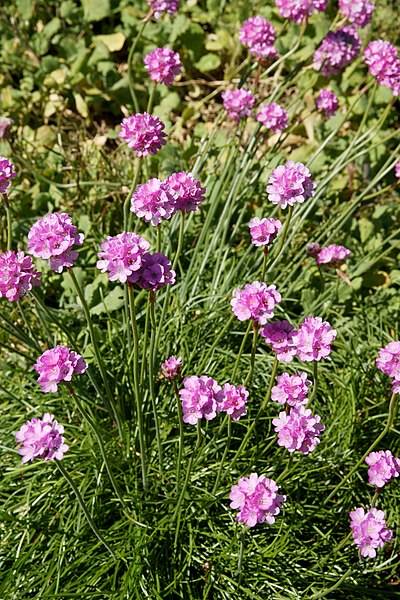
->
164 171 205 212
148 0 179 18
248 217 282 247
96 232 150 284
230 473 286 527
0 156 16 194
119 113 167 157
260 320 297 362
315 88 339 117
275 0 328 23
179 375 223 424
136 252 176 291
0 251 41 302
395 162 400 179
239 16 277 60
256 103 288 133
34 346 88 393
294 316 336 361
273 405 325 454
364 41 400 97
131 178 176 226
271 372 311 406
16 413 69 463
27 213 84 273
222 89 255 122
350 507 393 558
376 341 400 381
144 48 182 85
316 244 351 267
219 383 249 421
339 0 374 28
161 355 182 380
231 282 281 326
365 450 400 488
313 27 361 77
267 161 315 209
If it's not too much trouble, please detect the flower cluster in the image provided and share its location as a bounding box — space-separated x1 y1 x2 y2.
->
119 113 167 157
219 383 249 421
15 413 69 463
271 372 311 406
136 252 175 291
273 405 325 454
179 377 249 424
97 232 150 283
248 217 282 248
0 251 41 302
365 450 400 488
275 0 328 24
0 156 16 194
256 103 288 133
267 161 315 209
27 213 84 273
222 89 255 122
350 508 392 558
260 320 297 362
314 27 361 77
294 317 336 362
239 16 277 60
144 47 182 85
339 0 374 28
315 89 339 117
376 341 400 392
315 244 351 267
148 0 179 19
165 171 206 212
364 41 400 97
161 355 182 380
34 346 88 393
230 473 286 527
231 282 281 326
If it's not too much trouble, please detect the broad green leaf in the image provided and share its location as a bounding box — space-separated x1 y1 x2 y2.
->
81 0 110 22
94 32 126 52
195 53 221 72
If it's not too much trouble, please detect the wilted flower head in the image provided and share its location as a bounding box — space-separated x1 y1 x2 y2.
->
27 213 84 273
294 316 336 362
0 117 12 139
350 508 393 558
273 405 325 454
0 156 16 194
144 48 182 85
119 113 167 157
34 346 88 393
222 89 255 122
365 450 400 488
179 375 223 424
275 0 328 23
97 232 150 284
315 89 339 117
239 16 277 60
316 244 351 267
131 178 176 226
395 162 400 179
271 372 311 406
314 27 361 77
15 413 69 463
248 217 282 247
306 242 321 258
161 355 182 380
219 383 249 421
230 473 286 527
0 251 41 302
364 41 400 97
339 0 374 28
164 171 205 212
137 252 175 291
231 282 281 326
260 320 297 362
256 103 288 133
148 0 179 18
376 341 400 381
267 161 315 209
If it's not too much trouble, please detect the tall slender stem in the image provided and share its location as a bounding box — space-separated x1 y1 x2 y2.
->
232 321 252 382
309 362 318 404
244 323 258 387
146 82 156 114
212 417 231 495
127 13 152 112
173 381 184 494
5 202 12 250
172 212 185 271
270 206 293 268
123 158 140 230
148 296 163 474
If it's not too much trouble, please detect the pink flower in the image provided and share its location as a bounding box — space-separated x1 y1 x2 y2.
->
267 161 315 209
231 282 281 326
27 213 84 273
376 341 400 380
239 17 277 60
350 507 393 558
164 171 205 212
271 372 311 406
315 89 339 117
230 473 286 527
256 103 288 133
293 316 336 362
249 217 282 247
219 383 249 421
34 346 88 393
339 0 374 28
0 156 16 194
316 244 351 267
364 41 400 97
222 89 255 122
131 178 176 226
144 48 182 85
306 242 321 258
273 405 325 454
148 0 179 19
136 252 176 291
119 113 167 157
365 450 400 488
260 320 297 362
179 375 223 425
161 356 182 380
275 0 328 23
15 413 69 463
395 162 400 179
96 232 150 284
0 251 41 302
313 27 361 77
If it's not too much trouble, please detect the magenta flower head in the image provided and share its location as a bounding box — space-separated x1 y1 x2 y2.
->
306 242 321 258
275 0 328 23
179 375 223 425
137 252 176 291
350 508 393 558
315 89 339 117
256 103 288 134
313 27 361 77
144 48 182 85
222 89 255 122
339 0 374 28
294 316 336 362
131 178 176 226
395 162 400 179
97 232 150 284
376 341 400 381
249 217 282 248
164 171 205 212
119 113 167 157
34 346 88 393
271 372 311 406
15 413 69 463
231 282 281 326
260 320 297 362
161 355 182 380
148 0 179 19
230 473 286 527
0 251 41 302
0 156 16 194
273 405 325 454
27 213 84 273
267 161 315 209
364 41 400 97
365 450 400 488
219 383 249 421
0 117 12 139
316 244 351 268
239 16 277 61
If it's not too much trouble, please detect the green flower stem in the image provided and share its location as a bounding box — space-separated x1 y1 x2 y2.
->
173 380 184 495
148 295 163 474
232 321 252 382
237 530 246 582
128 13 152 112
309 362 318 404
156 225 162 253
146 82 156 114
261 248 268 281
212 416 231 495
172 212 185 271
139 299 150 386
309 566 352 600
244 323 258 387
270 206 293 268
123 158 140 231
5 201 12 250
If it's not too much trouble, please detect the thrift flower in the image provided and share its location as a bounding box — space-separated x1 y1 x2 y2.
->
131 178 176 226
222 89 255 122
273 405 325 454
144 48 182 85
96 232 150 284
376 341 400 380
219 383 249 421
161 356 182 380
0 156 16 194
364 41 400 97
267 161 315 209
339 0 374 28
137 252 176 291
350 507 393 558
119 113 167 157
316 244 351 267
275 0 328 23
271 372 311 406
239 17 277 60
15 413 69 463
164 171 205 212
306 242 321 258
256 103 288 133
260 320 297 362
230 473 286 527
0 251 41 302
315 89 339 117
294 316 336 361
365 450 400 488
231 282 281 326
248 217 282 247
148 0 179 18
34 346 88 393
313 27 361 77
179 375 223 424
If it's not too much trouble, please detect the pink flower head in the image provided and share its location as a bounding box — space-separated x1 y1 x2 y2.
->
161 355 182 380
222 89 255 122
229 473 286 527
339 0 374 28
131 178 176 226
306 242 321 258
313 27 361 77
231 282 281 326
271 372 311 406
34 345 88 393
0 251 41 302
273 405 324 454
376 341 400 380
248 217 282 247
164 171 205 212
96 232 150 284
365 450 400 488
144 48 182 85
148 0 179 19
137 251 176 291
0 117 12 139
395 162 400 179
316 244 351 267
27 213 84 273
219 383 249 421
294 316 336 362
119 113 167 157
350 507 393 558
267 161 315 209
275 0 328 23
315 89 339 117
256 103 288 133
179 375 223 425
239 17 277 61
0 156 16 194
15 413 69 463
364 41 400 97
260 320 297 362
